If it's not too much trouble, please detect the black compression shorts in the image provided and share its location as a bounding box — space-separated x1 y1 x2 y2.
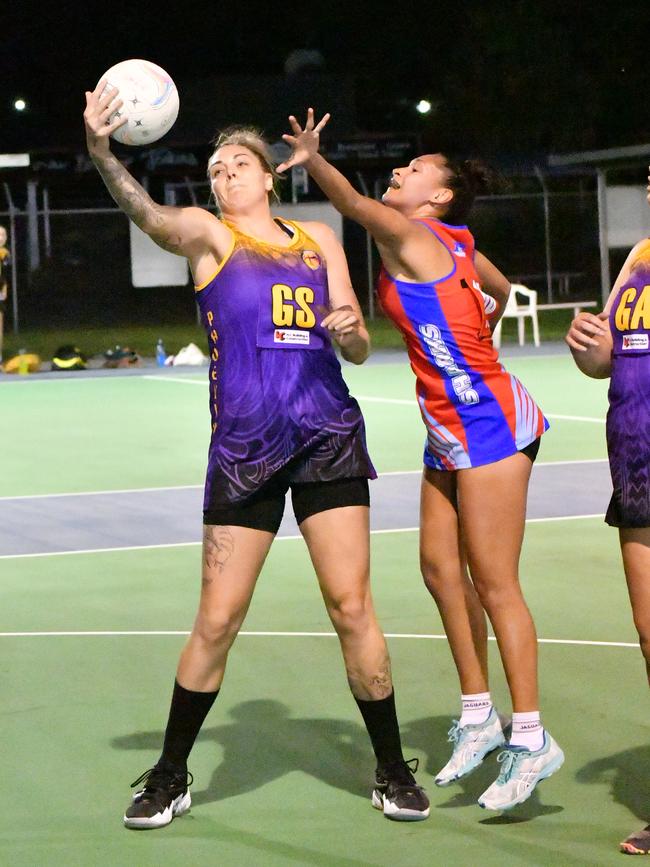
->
203 475 370 534
520 437 541 463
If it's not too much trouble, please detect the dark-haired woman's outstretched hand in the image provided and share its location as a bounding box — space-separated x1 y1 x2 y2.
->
276 108 330 173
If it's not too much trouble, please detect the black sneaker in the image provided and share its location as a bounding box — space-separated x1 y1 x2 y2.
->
123 765 193 829
371 758 430 821
621 824 650 855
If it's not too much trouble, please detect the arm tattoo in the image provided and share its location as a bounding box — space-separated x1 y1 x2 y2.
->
93 154 184 253
156 232 184 254
202 525 235 581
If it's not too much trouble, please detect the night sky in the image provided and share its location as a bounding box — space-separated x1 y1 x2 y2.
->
3 0 649 157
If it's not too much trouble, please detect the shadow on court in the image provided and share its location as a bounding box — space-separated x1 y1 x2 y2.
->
576 745 650 822
112 699 372 805
113 705 565 819
170 817 376 865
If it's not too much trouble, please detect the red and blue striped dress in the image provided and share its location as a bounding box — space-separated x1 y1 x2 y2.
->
377 218 548 470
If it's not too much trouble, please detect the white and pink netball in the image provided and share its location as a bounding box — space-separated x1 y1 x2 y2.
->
97 59 179 146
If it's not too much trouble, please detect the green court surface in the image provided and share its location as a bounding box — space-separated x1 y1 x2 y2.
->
2 353 644 867
0 355 608 496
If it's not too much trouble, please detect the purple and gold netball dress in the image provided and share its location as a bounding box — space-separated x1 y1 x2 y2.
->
194 218 376 509
606 239 650 527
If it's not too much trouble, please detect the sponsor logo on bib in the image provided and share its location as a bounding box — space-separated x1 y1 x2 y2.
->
622 333 649 350
274 329 311 345
301 250 321 271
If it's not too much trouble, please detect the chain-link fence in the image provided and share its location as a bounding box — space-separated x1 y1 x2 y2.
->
1 184 611 333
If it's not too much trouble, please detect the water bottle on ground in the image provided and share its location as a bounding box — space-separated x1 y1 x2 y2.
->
156 338 167 367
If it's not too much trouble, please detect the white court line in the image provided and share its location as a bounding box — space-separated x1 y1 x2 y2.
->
0 526 420 560
546 413 605 424
0 374 140 385
144 377 612 422
357 395 413 406
0 460 608 502
0 484 203 502
0 540 202 560
7 374 605 424
382 460 608 473
361 405 606 423
3 478 426 501
0 373 204 387
526 513 603 523
0 352 570 388
0 629 636 648
144 378 608 423
143 374 203 385
533 458 607 467
365 405 606 424
144 378 417 405
0 515 605 560
0 372 206 386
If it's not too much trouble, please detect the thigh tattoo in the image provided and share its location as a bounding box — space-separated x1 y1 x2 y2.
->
203 525 235 577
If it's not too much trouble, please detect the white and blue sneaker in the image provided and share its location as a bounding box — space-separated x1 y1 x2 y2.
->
477 731 564 811
435 707 507 786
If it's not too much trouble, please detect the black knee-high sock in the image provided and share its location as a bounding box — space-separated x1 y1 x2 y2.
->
158 680 219 772
354 691 405 769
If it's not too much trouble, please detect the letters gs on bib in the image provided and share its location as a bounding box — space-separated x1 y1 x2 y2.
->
257 282 326 350
273 284 316 328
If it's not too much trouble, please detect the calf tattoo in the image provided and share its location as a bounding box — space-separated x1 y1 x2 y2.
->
203 525 235 579
347 652 393 700
370 654 393 698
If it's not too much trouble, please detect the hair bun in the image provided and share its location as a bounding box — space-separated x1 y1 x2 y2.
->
461 160 504 196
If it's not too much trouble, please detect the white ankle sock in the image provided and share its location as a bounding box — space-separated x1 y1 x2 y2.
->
459 692 492 726
509 711 544 751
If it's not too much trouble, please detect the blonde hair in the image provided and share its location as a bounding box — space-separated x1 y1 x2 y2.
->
630 239 650 273
207 126 280 205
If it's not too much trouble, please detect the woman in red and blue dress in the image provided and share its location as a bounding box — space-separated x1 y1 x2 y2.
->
567 180 650 852
279 109 564 811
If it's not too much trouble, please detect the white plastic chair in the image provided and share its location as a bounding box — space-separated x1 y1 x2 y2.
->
492 283 540 348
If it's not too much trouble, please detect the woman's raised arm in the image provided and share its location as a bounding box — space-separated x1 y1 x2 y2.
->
277 109 413 248
278 109 451 282
84 81 228 260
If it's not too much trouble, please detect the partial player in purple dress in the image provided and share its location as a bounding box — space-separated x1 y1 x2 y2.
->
567 231 650 855
0 224 9 363
606 241 650 527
